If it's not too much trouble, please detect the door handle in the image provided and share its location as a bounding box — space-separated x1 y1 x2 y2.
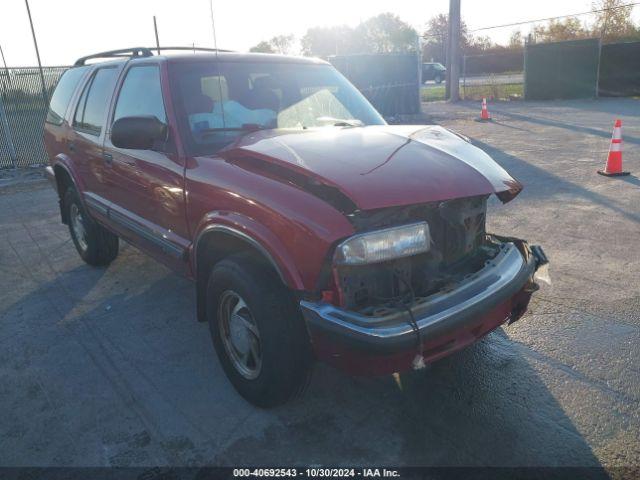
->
103 152 113 165
68 141 76 152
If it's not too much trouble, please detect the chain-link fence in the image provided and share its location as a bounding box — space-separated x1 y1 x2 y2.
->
422 51 524 102
461 51 524 100
0 66 68 169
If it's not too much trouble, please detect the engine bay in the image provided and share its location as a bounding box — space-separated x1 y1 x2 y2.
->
338 195 502 314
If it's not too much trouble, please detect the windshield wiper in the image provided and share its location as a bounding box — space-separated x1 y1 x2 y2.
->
197 124 269 137
316 117 364 127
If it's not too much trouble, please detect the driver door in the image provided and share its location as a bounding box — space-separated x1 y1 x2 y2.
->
101 63 189 273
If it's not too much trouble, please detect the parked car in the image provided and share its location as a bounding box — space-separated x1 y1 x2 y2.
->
422 62 446 84
44 47 546 407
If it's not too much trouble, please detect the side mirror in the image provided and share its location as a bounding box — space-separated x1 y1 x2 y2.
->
111 116 167 150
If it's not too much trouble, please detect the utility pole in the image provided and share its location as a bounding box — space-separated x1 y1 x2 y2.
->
446 0 461 102
24 0 48 105
153 16 161 55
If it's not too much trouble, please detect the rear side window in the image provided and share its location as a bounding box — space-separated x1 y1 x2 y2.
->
73 67 118 136
46 67 88 125
113 65 166 123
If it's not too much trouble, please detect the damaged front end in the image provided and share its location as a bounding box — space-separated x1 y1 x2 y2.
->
300 195 548 375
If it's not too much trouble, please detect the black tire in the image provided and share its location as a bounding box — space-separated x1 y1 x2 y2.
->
64 187 119 266
435 74 443 84
206 253 313 408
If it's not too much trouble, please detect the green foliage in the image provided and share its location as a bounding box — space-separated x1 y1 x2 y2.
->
355 13 418 54
422 13 472 62
249 35 295 55
300 25 361 57
592 0 639 42
421 83 524 102
253 3 640 61
300 13 418 57
532 17 590 43
249 41 275 54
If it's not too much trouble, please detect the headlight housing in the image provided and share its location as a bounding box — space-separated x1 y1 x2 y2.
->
334 222 430 265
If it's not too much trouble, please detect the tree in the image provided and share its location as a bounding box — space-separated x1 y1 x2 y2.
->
532 17 589 42
249 41 275 54
592 0 638 42
355 13 418 54
466 35 495 54
421 13 471 62
301 25 360 57
249 35 295 54
301 13 418 58
508 30 524 49
270 35 295 55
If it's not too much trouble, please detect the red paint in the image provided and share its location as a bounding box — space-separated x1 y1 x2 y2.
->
311 288 534 376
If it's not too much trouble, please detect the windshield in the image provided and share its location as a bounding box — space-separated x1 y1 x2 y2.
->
169 60 386 155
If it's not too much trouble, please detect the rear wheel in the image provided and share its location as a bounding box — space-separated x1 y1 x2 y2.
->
64 188 119 266
206 253 312 407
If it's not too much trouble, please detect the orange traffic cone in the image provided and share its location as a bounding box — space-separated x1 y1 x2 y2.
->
598 119 630 177
480 97 491 121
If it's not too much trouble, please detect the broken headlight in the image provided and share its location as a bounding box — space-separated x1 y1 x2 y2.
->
334 222 430 265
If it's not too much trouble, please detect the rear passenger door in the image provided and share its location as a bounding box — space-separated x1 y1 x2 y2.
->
69 66 120 199
102 63 189 272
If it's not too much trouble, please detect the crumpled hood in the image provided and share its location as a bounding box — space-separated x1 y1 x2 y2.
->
222 125 522 211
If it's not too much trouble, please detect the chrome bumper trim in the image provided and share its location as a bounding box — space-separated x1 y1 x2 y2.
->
300 242 536 352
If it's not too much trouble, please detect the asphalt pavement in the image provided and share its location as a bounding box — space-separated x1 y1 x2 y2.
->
0 98 638 472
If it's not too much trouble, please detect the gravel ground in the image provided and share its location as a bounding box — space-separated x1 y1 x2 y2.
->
0 98 638 474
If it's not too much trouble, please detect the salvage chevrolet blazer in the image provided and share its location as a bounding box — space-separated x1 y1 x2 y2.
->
44 47 547 407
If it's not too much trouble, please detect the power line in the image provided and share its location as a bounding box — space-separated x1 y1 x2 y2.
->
469 2 640 33
422 1 640 37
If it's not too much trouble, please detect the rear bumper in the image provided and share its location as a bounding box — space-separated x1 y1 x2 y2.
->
300 241 544 373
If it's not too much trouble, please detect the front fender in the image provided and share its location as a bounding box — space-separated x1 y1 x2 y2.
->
192 211 305 291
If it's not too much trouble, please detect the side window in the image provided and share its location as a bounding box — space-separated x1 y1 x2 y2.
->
46 67 88 125
113 66 166 124
73 67 118 136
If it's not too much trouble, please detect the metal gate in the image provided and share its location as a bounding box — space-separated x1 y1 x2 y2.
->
0 66 68 169
329 53 421 117
524 39 600 100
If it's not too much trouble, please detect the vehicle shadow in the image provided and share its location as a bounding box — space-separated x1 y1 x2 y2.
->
213 324 608 475
470 139 640 225
0 255 609 475
488 106 640 147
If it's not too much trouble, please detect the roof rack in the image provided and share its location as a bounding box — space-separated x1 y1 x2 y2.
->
150 46 234 54
74 46 233 66
74 47 153 66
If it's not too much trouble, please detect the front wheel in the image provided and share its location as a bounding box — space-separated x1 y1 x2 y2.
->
434 74 443 84
206 253 312 407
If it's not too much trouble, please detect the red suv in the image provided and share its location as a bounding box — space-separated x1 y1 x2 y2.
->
44 47 547 407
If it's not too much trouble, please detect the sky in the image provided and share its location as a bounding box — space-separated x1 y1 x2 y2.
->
1 0 639 66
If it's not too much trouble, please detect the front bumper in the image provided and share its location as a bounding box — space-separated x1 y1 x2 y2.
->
301 241 542 359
